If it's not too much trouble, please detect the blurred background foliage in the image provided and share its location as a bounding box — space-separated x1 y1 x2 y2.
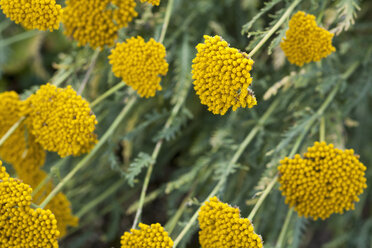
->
0 0 372 247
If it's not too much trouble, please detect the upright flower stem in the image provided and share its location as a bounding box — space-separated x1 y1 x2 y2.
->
0 116 25 147
320 116 326 142
39 96 137 208
158 0 175 44
275 208 294 248
78 49 100 95
131 79 191 229
173 98 280 247
248 0 301 57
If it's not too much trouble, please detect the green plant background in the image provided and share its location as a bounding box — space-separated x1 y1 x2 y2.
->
0 0 371 247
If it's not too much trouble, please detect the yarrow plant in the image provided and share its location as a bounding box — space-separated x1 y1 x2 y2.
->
280 11 336 66
109 36 169 98
192 35 256 115
278 141 367 220
0 0 62 31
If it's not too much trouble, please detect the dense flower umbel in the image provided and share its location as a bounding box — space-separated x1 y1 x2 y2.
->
278 141 367 220
26 83 98 157
198 197 263 248
109 36 169 98
0 161 60 247
0 0 62 31
192 35 257 115
0 91 45 169
63 0 137 49
18 169 78 237
280 11 336 66
121 223 173 248
140 0 160 6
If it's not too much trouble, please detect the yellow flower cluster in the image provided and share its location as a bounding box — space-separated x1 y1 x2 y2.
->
0 91 45 170
278 141 368 220
0 0 62 31
19 169 79 237
140 0 161 6
192 35 257 115
62 0 138 49
109 36 169 98
0 161 60 247
26 83 98 157
198 197 263 248
121 223 173 248
280 11 336 66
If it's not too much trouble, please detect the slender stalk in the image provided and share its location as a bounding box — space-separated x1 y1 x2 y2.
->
320 117 325 142
78 49 100 95
173 99 280 247
248 0 301 57
275 208 294 248
51 68 74 87
158 0 175 43
39 96 137 208
0 30 39 47
90 82 126 108
76 179 126 218
0 116 25 147
131 79 191 229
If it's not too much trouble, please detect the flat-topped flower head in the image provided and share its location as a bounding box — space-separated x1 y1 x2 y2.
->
192 35 257 115
0 0 62 31
0 162 60 247
140 0 160 6
0 91 45 169
121 223 173 248
63 0 138 49
26 83 98 157
198 196 263 248
109 36 169 98
280 11 336 66
278 141 367 220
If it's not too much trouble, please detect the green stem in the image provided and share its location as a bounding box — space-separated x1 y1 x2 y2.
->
158 0 175 44
0 30 40 47
90 82 126 108
76 179 126 218
248 0 301 57
173 98 280 247
51 68 74 87
78 49 100 95
39 96 137 208
275 208 294 248
131 79 192 229
0 116 25 147
320 117 325 142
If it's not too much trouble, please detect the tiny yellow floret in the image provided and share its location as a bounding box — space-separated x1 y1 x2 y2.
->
120 223 173 248
280 11 336 66
278 141 367 220
0 0 62 31
26 83 98 157
198 196 263 248
62 0 138 49
192 35 257 115
109 36 169 98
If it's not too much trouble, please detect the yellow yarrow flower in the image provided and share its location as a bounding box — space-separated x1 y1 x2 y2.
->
0 91 46 169
120 223 173 248
0 0 62 31
0 161 60 248
280 11 336 66
278 141 367 220
140 0 161 6
198 197 263 248
109 36 169 98
26 83 98 157
192 35 257 115
62 0 138 49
